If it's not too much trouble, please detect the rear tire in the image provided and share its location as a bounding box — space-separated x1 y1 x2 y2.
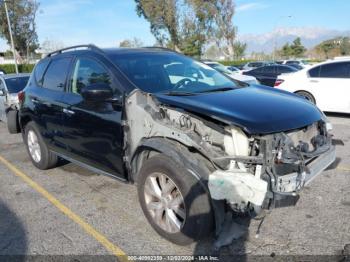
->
6 110 20 134
295 91 316 104
137 154 214 245
24 122 58 170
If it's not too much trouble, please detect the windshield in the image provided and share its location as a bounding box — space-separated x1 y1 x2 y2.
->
5 76 29 93
109 52 238 94
208 63 232 74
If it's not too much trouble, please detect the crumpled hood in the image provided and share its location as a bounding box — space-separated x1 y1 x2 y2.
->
154 86 323 134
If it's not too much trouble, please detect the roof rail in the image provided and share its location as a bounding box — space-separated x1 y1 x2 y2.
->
142 46 178 52
45 44 104 57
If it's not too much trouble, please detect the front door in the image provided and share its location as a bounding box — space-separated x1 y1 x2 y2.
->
60 56 125 179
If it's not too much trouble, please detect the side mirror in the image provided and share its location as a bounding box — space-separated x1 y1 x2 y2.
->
0 89 5 96
81 83 113 102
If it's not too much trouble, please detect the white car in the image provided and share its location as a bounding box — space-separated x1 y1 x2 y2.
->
279 59 311 68
203 61 259 85
276 57 350 113
0 73 30 133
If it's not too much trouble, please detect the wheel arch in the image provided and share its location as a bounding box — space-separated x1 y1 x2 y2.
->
294 90 316 104
130 137 214 190
19 114 33 134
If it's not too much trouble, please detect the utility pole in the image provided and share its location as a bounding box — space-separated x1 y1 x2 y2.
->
4 0 19 74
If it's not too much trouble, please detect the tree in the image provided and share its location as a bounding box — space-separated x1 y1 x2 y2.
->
289 37 306 58
212 0 236 59
277 38 306 59
119 38 144 48
339 37 350 56
40 39 65 54
134 0 217 57
135 0 180 49
0 0 39 57
279 43 292 58
232 41 246 60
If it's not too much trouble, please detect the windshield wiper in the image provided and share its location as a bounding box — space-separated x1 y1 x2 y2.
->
162 91 198 96
198 87 238 93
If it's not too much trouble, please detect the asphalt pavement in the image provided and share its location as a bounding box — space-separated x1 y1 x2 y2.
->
0 114 349 261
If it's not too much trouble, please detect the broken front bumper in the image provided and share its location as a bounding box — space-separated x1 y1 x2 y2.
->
276 145 336 193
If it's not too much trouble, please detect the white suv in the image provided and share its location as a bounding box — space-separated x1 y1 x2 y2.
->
276 58 350 113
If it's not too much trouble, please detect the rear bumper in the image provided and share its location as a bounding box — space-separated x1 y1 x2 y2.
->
276 145 336 193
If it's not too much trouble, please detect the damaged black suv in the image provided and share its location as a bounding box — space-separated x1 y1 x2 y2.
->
19 45 335 246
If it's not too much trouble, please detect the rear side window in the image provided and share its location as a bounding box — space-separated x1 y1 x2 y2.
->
278 66 296 74
70 58 111 95
42 57 71 91
308 66 321 77
34 59 50 86
319 62 350 78
5 77 30 93
263 66 275 74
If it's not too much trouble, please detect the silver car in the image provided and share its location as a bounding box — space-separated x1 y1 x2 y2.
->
0 73 30 133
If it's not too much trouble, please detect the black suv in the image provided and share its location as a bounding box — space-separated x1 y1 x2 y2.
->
19 45 335 246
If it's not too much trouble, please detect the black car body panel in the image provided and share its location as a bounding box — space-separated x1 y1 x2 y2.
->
243 65 297 86
155 85 323 134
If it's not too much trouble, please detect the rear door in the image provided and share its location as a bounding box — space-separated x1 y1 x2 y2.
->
60 55 126 179
30 56 73 153
250 66 276 86
307 62 350 113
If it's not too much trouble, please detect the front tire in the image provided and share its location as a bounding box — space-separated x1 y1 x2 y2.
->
137 154 214 245
24 122 58 170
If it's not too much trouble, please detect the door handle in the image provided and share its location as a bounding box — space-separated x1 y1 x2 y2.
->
63 108 75 115
30 97 39 103
310 79 319 83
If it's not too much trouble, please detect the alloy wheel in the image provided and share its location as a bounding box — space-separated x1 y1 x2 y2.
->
144 172 186 233
27 130 41 163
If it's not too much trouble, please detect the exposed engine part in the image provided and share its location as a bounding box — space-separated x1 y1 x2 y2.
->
124 89 335 219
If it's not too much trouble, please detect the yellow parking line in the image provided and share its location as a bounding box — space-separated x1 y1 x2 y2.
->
337 166 350 172
0 155 129 262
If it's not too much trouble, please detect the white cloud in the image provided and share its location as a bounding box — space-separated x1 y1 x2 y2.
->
236 2 268 12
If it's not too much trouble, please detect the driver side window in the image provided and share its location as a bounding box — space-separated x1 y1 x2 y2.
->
71 58 111 95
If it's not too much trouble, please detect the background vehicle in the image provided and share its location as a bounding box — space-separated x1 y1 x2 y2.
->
243 64 297 86
0 73 30 133
19 45 335 247
287 63 304 71
280 59 311 68
242 61 273 71
0 69 5 75
226 65 241 73
276 58 350 113
203 61 259 84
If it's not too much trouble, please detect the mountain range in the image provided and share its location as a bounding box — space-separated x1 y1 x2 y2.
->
238 27 350 54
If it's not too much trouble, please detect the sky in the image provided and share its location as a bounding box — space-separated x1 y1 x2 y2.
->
1 0 350 51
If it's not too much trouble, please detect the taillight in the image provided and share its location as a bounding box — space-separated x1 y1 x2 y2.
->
274 79 284 87
18 91 25 104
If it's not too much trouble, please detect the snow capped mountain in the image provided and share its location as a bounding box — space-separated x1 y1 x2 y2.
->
238 27 350 54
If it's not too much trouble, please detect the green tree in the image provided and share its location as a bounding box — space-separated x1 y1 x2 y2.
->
135 0 180 49
318 42 334 59
279 43 292 58
232 41 246 60
339 37 350 56
135 0 226 57
289 37 306 57
213 0 236 59
0 0 39 57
